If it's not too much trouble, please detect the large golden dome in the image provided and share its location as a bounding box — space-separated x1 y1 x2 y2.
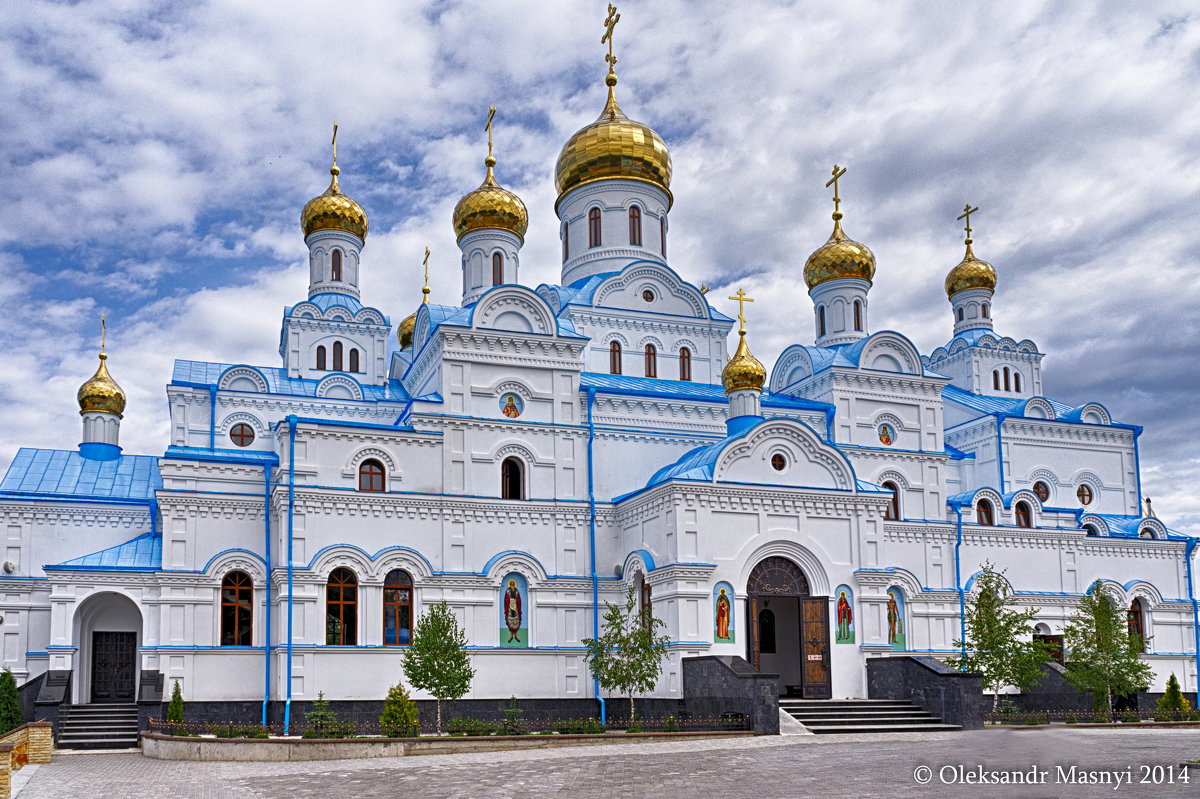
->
945 241 997 298
722 331 766 394
554 75 672 204
804 214 876 291
301 165 369 240
77 353 126 417
453 157 528 242
397 311 417 349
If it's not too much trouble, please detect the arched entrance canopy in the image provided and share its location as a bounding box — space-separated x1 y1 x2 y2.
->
746 556 830 699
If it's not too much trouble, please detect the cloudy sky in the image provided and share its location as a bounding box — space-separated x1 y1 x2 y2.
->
2 1 1197 533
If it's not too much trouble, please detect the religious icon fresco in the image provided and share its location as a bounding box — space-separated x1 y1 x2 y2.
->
713 582 734 643
500 573 528 647
886 587 906 650
834 584 854 644
878 423 895 446
500 393 524 418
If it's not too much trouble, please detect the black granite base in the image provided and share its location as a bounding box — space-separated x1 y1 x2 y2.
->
866 655 985 729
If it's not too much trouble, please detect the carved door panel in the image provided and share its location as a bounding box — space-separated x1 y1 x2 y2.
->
799 597 831 699
747 596 760 670
91 632 136 703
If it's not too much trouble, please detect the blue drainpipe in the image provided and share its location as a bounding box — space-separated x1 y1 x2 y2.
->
586 387 605 724
208 385 217 450
284 416 297 732
995 414 1005 494
954 503 966 667
262 462 272 727
1186 538 1200 687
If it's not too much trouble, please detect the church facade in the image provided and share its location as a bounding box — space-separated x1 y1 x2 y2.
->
2 26 1197 726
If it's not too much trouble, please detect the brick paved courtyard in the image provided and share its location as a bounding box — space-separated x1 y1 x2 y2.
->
20 728 1200 799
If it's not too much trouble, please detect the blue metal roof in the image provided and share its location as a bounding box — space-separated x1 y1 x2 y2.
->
540 266 735 322
941 384 1073 418
171 361 409 402
0 449 161 501
47 532 161 571
284 292 388 323
580 372 831 413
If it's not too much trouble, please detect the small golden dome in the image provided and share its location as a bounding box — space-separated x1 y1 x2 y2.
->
554 75 672 204
301 165 369 240
945 240 997 298
804 214 876 291
722 331 766 394
398 311 417 349
453 157 529 242
77 353 126 417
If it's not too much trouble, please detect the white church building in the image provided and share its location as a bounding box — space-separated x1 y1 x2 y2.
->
2 20 1197 732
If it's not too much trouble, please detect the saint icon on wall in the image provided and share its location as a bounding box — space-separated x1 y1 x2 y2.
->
499 573 528 647
834 585 854 644
878 423 895 446
500 393 523 418
713 582 735 643
887 587 906 650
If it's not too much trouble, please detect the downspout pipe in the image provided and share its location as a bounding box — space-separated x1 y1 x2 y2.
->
954 502 966 667
586 387 605 724
208 385 217 450
284 416 297 732
994 414 1005 494
262 463 272 727
1186 538 1200 689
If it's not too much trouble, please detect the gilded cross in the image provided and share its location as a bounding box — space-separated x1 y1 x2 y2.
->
422 247 431 303
957 203 979 240
728 288 755 333
101 313 107 353
485 106 496 160
602 4 620 74
826 164 847 216
331 122 339 166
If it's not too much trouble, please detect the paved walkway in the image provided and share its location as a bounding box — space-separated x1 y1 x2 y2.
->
22 728 1200 798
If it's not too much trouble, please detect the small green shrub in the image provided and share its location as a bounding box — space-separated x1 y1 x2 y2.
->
380 683 419 738
302 691 342 738
1120 710 1141 724
166 680 185 734
664 714 679 732
1065 713 1077 724
501 695 527 736
625 708 643 734
0 669 22 735
586 717 604 734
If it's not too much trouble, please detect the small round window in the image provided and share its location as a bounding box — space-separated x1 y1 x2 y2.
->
1076 484 1093 505
1033 481 1050 503
770 453 786 471
229 423 255 447
642 289 655 303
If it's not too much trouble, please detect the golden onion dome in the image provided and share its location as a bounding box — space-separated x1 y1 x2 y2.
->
77 353 126 417
722 331 766 394
945 239 997 298
397 311 417 349
453 156 528 242
554 74 672 204
804 213 876 291
301 165 369 240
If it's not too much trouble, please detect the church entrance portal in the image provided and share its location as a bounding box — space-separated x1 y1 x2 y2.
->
90 631 136 702
746 556 831 699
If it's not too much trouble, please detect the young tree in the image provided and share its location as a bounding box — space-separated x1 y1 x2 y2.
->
1155 673 1190 721
402 600 475 735
379 682 420 737
166 680 185 734
582 583 670 724
946 562 1052 711
1062 579 1154 721
0 668 22 734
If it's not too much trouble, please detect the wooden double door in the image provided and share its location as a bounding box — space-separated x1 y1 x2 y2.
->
746 557 831 699
91 631 136 703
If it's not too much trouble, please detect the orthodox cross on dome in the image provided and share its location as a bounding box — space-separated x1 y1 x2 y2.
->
331 122 339 167
602 3 620 76
957 203 979 244
100 313 107 354
728 288 754 334
826 164 847 219
485 105 497 160
422 247 431 303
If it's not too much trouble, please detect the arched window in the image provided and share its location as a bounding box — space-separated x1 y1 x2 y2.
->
326 567 357 645
757 608 776 654
588 207 601 248
562 223 569 262
609 341 622 375
1139 527 1155 539
1083 524 1099 537
639 580 653 632
660 216 666 256
977 499 995 526
818 306 826 337
854 300 863 331
1076 484 1093 505
1013 372 1022 393
1128 599 1145 652
229 423 255 448
492 252 503 286
501 456 524 500
679 347 691 381
644 343 656 378
331 249 342 281
349 348 360 373
628 206 642 245
957 307 964 322
882 481 900 521
982 302 989 318
317 345 327 371
1003 367 1011 392
1015 500 1032 528
771 453 786 471
1033 481 1050 503
383 569 413 646
220 571 253 646
358 459 385 492
993 370 1000 390
333 341 344 371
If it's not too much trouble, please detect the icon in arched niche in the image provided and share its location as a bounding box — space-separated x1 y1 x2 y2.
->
713 582 734 643
500 573 528 647
500 393 524 419
886 587 906 650
878 423 895 446
834 584 854 644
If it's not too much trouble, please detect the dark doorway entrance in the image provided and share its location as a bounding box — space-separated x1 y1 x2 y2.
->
90 631 136 703
746 557 831 699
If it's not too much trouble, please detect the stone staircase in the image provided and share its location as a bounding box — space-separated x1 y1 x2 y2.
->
780 698 961 734
56 703 140 749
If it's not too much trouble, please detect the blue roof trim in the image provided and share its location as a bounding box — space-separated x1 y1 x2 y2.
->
46 532 161 571
626 549 657 572
0 448 162 501
944 443 974 460
579 372 831 413
163 446 280 465
288 416 419 434
482 549 551 577
284 292 390 325
172 360 410 403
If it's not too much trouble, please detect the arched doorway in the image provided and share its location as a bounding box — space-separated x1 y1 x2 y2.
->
746 557 830 699
73 592 142 704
